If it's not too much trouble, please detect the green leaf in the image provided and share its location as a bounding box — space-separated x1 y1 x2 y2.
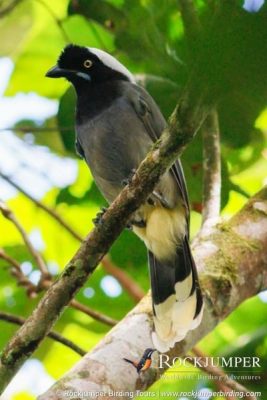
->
57 86 76 154
63 14 115 50
0 0 34 56
5 0 69 97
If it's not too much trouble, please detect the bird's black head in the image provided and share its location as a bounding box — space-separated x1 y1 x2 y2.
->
46 44 134 88
144 348 156 358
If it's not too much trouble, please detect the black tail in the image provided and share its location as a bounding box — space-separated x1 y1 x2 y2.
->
123 358 135 366
149 235 203 352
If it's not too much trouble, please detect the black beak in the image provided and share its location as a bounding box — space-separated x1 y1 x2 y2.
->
45 65 67 78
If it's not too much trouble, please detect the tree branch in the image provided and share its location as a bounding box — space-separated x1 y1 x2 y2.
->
101 256 145 302
0 249 117 327
0 248 37 297
178 0 201 45
69 299 117 327
33 0 70 43
187 349 236 399
0 172 83 242
0 171 145 302
178 2 222 231
201 109 221 228
0 312 86 357
0 0 23 18
0 81 211 392
39 187 267 399
0 201 50 281
191 348 257 400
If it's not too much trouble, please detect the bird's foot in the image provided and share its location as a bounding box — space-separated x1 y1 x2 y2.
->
122 169 136 186
126 223 133 231
132 219 146 228
93 207 107 226
148 191 171 209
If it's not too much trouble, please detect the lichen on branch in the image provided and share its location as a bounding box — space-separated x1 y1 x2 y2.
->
40 187 267 399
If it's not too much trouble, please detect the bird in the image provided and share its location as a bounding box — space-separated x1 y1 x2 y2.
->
123 348 156 374
46 44 204 352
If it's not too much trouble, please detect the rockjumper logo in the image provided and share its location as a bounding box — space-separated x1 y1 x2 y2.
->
159 355 261 369
123 348 156 374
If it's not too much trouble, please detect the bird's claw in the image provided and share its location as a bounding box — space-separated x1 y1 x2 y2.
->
93 207 107 226
132 219 146 228
148 191 171 209
122 169 136 186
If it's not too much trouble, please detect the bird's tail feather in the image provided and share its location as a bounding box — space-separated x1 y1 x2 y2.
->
149 235 203 352
123 358 134 364
123 358 137 368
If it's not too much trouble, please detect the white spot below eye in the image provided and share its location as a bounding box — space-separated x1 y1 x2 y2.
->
76 72 91 81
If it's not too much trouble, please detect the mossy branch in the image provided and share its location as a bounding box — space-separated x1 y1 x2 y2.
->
40 187 267 399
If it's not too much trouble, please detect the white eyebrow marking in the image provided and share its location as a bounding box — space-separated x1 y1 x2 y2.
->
88 47 135 83
76 72 91 81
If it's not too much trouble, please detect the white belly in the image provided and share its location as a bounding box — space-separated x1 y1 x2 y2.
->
132 204 186 261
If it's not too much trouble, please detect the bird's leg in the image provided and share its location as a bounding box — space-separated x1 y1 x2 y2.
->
92 207 107 226
131 219 146 228
130 210 146 228
148 191 172 209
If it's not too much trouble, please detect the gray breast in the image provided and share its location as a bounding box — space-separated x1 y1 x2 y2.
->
76 97 153 203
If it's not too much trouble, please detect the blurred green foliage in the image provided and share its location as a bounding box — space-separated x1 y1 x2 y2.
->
0 0 267 398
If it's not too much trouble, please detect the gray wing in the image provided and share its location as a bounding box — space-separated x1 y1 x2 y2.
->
125 84 203 350
126 83 190 228
76 94 154 203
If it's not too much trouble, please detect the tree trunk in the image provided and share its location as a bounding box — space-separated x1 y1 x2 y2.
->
39 187 267 400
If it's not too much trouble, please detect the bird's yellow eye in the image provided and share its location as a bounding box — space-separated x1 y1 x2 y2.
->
83 59 93 68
